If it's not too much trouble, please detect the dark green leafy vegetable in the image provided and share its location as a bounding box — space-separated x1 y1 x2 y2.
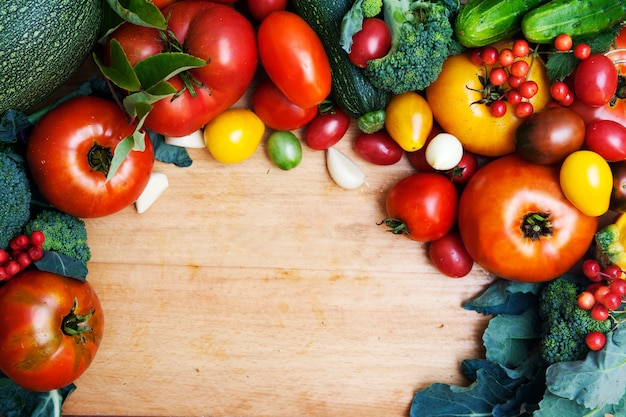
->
0 150 31 249
0 371 75 417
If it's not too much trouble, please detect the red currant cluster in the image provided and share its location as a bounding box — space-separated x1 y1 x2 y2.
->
548 33 592 106
470 39 539 119
0 231 45 281
578 258 626 351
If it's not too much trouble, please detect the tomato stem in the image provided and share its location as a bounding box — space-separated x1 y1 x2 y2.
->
62 298 95 343
87 142 113 178
521 212 553 240
379 217 410 236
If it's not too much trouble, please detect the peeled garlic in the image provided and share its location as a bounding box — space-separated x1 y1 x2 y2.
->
326 147 365 190
135 172 169 214
425 133 464 171
164 130 205 148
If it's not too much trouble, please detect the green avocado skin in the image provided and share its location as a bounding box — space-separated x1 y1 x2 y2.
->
0 0 102 115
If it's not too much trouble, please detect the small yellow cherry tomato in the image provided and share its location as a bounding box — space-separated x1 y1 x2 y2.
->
204 109 265 164
560 150 612 217
385 91 433 152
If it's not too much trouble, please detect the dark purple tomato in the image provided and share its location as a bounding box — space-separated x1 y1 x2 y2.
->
304 107 351 150
354 130 403 165
514 106 586 165
585 119 626 162
428 231 474 278
609 160 626 212
348 18 392 68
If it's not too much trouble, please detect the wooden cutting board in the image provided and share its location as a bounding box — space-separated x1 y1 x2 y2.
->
53 58 496 417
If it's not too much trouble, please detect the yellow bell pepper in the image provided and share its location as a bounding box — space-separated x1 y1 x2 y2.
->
595 213 626 274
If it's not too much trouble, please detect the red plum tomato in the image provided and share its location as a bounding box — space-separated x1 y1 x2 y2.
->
27 96 154 218
257 11 332 108
584 119 626 162
304 107 351 150
429 231 474 278
348 17 392 68
0 270 104 391
383 172 458 242
252 77 318 131
246 0 287 21
354 130 403 165
574 54 619 107
458 154 598 282
107 1 257 137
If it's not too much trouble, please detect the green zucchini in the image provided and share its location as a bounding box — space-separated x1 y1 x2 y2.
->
522 0 626 44
455 0 550 47
290 0 390 119
0 0 102 116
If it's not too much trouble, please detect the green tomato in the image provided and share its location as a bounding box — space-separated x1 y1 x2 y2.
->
267 131 302 170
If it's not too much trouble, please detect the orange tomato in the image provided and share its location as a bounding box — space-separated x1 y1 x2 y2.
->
425 44 551 157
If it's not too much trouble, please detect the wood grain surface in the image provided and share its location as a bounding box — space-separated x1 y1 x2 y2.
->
55 57 496 417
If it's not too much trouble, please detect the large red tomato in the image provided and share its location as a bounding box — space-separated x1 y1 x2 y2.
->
458 154 598 282
107 0 258 137
0 270 104 391
383 172 458 242
27 96 154 218
257 10 332 109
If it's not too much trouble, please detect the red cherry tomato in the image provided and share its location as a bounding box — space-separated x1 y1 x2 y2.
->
585 119 626 162
348 17 392 68
445 150 478 184
384 172 458 242
252 77 318 131
585 331 607 351
257 11 332 108
428 231 474 278
27 96 154 218
304 107 351 150
246 0 287 21
354 130 403 165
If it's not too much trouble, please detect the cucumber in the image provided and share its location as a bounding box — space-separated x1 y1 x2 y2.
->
0 0 102 116
522 0 626 44
455 0 550 47
290 0 390 118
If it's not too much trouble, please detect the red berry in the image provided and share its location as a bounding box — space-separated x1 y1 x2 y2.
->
490 100 507 117
16 251 31 269
601 291 622 310
508 75 525 89
480 46 498 65
582 259 602 281
4 260 20 278
591 303 610 321
514 101 533 118
577 291 596 310
519 80 539 99
29 230 45 247
512 39 530 57
0 249 9 265
470 48 483 66
554 33 573 52
0 267 8 281
506 89 522 105
550 81 569 101
497 48 515 67
610 279 626 297
489 67 508 86
573 43 591 60
10 235 29 251
559 91 574 106
510 60 530 78
604 264 623 280
585 331 606 351
27 246 44 262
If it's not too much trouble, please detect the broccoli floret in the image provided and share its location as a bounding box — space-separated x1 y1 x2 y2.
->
539 276 612 364
0 150 31 249
365 0 462 94
361 0 383 17
23 209 91 264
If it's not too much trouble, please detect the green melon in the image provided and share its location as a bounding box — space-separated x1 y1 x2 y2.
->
0 0 102 115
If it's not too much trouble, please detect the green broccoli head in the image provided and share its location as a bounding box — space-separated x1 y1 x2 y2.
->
365 0 462 94
0 150 31 249
539 276 612 364
23 209 91 264
361 0 383 17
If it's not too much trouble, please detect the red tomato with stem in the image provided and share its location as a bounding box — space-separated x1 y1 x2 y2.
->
0 270 104 391
304 107 351 150
348 17 392 68
252 77 318 131
428 231 474 278
247 0 287 21
107 1 258 137
383 172 458 242
27 96 154 218
458 154 598 282
257 11 332 108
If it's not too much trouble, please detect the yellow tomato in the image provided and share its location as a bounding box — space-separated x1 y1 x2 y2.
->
204 109 265 164
425 44 551 157
385 91 433 152
560 150 613 217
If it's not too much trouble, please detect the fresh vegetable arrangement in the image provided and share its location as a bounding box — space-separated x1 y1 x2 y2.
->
1 0 626 415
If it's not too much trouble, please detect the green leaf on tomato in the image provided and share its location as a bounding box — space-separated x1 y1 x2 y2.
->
134 52 207 91
93 40 141 92
33 251 88 281
104 0 167 30
107 135 134 182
